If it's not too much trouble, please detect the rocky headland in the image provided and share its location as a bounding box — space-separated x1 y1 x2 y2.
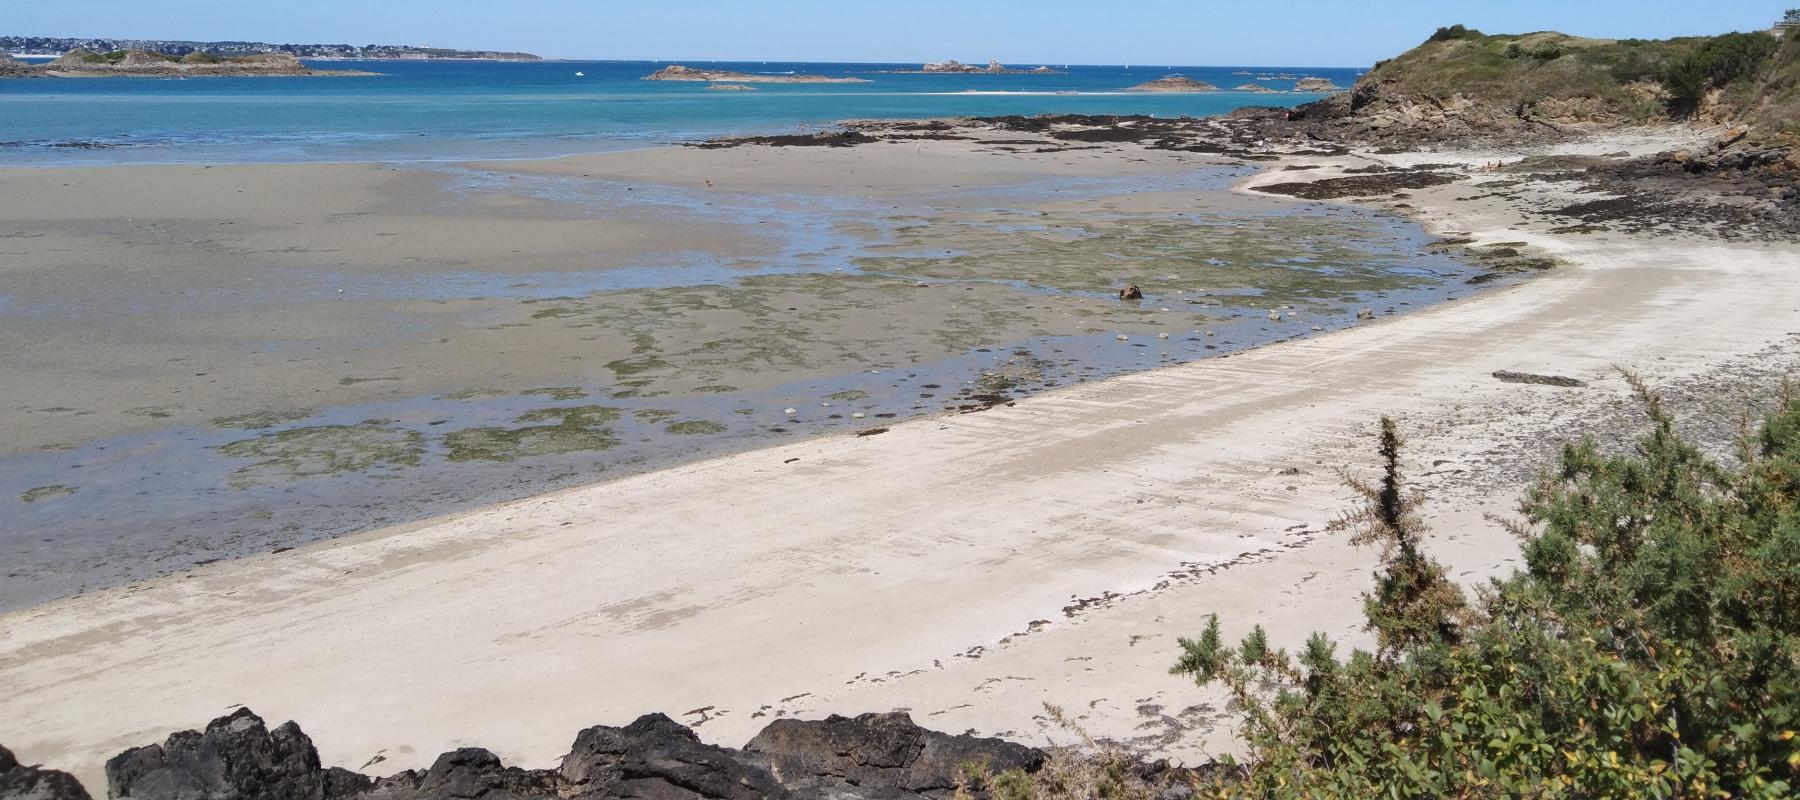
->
699 22 1800 239
3 49 376 78
643 65 870 83
0 52 31 76
1125 75 1220 92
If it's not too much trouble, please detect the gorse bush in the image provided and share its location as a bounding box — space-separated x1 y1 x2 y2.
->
1171 376 1800 798
1663 32 1782 115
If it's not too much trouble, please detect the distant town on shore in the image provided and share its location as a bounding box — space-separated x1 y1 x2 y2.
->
0 35 540 60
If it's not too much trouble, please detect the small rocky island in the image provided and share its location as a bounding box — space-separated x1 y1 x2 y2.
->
1 49 375 78
880 59 1063 74
1293 76 1344 92
643 65 870 83
0 52 30 76
1234 82 1279 93
1125 75 1220 92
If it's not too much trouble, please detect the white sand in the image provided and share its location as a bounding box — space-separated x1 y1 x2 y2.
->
3 130 1798 789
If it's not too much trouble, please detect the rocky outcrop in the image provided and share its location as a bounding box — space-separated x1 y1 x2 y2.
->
1292 77 1342 93
745 712 1046 797
557 713 785 800
0 745 91 800
105 707 370 800
11 708 1046 800
0 53 32 77
1233 83 1278 93
1125 76 1219 93
643 65 869 84
883 61 1062 75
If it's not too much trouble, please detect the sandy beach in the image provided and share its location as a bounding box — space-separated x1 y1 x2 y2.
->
4 125 1799 790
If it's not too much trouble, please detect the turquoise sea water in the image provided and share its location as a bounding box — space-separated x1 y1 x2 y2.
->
0 59 1362 164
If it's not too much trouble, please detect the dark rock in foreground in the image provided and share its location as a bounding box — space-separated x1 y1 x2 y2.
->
0 745 91 800
2 708 1044 800
746 712 1045 796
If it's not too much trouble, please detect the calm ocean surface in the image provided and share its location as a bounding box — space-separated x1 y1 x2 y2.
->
0 59 1362 164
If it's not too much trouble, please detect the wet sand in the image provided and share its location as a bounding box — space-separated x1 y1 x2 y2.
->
0 134 1493 608
8 126 1798 790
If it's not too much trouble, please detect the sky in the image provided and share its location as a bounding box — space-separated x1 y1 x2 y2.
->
7 1 1795 66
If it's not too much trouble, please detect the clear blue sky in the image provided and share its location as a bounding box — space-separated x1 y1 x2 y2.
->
8 1 1794 66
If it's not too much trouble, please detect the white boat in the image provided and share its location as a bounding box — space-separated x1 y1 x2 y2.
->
574 71 585 77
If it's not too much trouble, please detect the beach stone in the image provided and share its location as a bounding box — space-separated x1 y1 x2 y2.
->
559 714 784 800
105 707 370 800
1357 308 1375 321
363 749 554 800
1118 284 1144 300
0 745 92 800
744 712 1045 797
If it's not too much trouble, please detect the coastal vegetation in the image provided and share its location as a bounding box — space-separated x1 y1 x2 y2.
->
1156 379 1800 797
1339 24 1800 129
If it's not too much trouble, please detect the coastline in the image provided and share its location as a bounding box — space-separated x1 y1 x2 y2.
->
5 121 1797 790
0 131 1491 610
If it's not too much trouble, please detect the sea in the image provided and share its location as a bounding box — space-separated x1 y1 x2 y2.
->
0 59 1363 164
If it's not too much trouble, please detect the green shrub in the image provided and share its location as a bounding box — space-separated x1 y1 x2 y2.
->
1664 32 1782 115
1427 25 1484 45
1172 376 1800 798
1506 41 1567 62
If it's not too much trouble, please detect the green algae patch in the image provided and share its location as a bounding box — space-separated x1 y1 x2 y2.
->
21 485 76 503
826 390 870 402
217 423 424 488
440 388 511 401
520 387 588 401
856 209 1438 309
211 409 313 430
445 405 622 462
634 409 679 424
666 420 727 435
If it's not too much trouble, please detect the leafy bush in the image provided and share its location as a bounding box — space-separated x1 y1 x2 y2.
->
1172 378 1800 798
1427 25 1484 44
1664 32 1782 114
